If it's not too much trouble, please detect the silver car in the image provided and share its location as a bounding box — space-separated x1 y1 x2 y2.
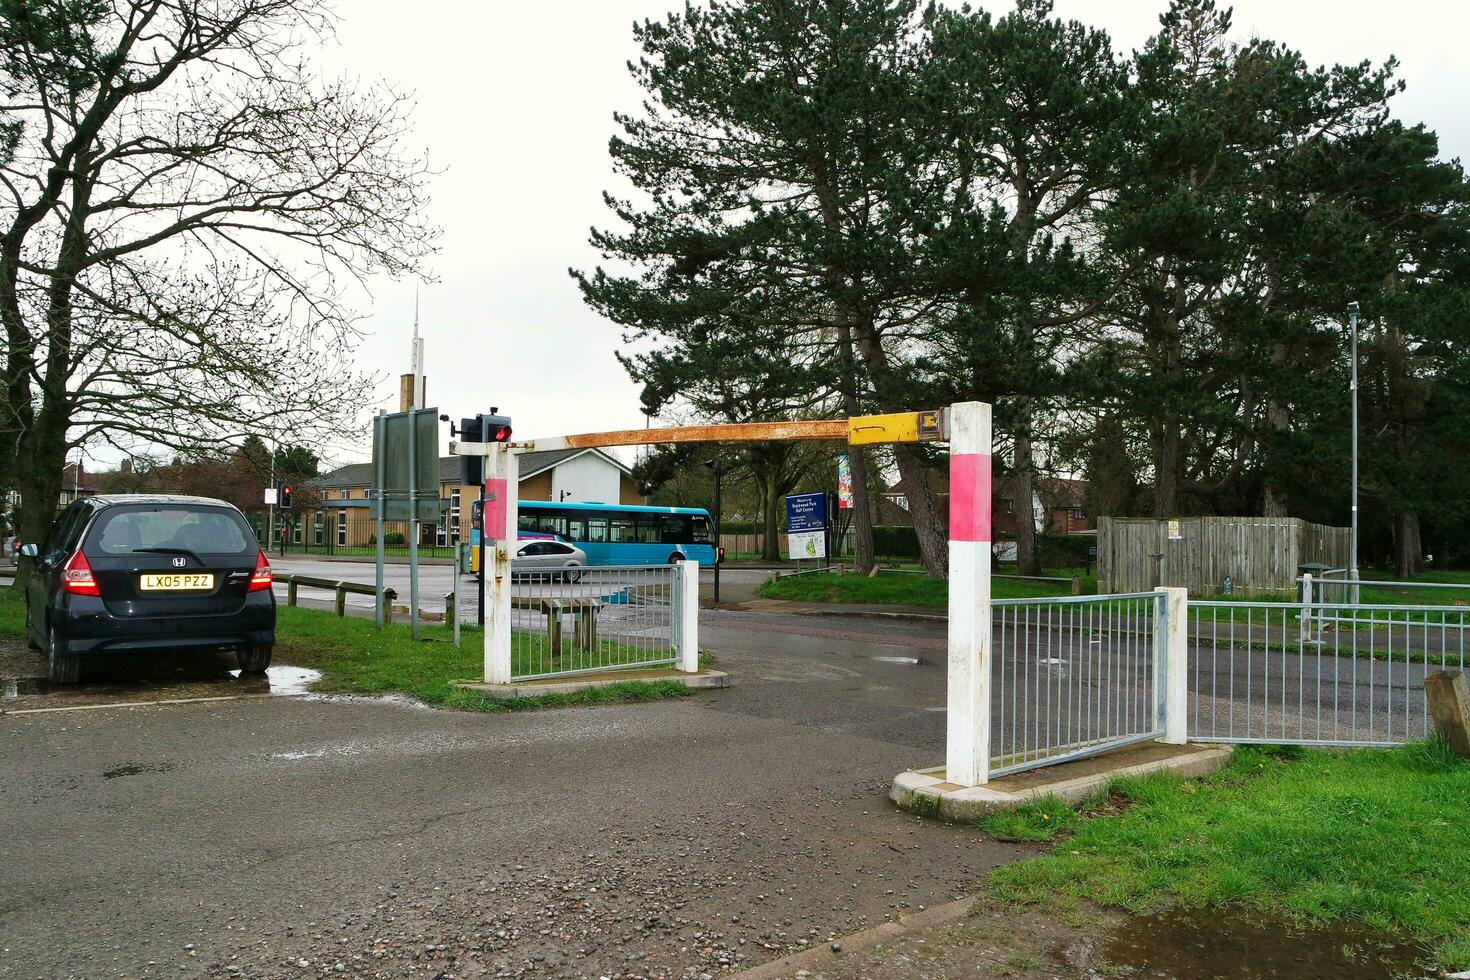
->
511 539 587 582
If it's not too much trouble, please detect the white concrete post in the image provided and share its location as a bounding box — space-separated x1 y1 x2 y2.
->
675 559 700 673
1155 586 1188 744
946 402 993 786
483 444 519 684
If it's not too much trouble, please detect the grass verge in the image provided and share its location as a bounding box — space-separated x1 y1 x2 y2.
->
0 581 25 636
758 570 1085 607
980 742 1470 969
275 605 697 711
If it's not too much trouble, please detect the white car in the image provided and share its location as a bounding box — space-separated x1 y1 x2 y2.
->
511 540 587 582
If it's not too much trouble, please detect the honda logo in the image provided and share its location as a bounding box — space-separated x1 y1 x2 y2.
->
171 557 186 568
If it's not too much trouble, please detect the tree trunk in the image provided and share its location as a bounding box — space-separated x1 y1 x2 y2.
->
762 487 782 562
833 317 875 574
891 444 948 579
1260 342 1292 517
1394 510 1422 578
844 445 876 574
1012 432 1042 576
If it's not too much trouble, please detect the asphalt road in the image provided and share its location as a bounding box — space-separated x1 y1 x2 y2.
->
0 586 1445 978
0 606 1015 980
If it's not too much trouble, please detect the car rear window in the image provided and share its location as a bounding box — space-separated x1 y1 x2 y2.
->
86 507 256 557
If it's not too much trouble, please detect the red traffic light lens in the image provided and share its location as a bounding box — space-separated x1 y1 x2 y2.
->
491 425 512 442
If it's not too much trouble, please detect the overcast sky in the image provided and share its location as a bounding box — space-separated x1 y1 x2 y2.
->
307 0 1470 468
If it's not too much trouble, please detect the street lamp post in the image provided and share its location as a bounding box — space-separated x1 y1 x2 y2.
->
1348 301 1360 603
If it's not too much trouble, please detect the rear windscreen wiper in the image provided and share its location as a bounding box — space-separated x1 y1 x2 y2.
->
134 546 206 566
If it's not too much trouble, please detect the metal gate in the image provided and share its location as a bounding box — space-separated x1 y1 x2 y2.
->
989 592 1167 777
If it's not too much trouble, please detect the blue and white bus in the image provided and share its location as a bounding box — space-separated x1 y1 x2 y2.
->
472 500 719 567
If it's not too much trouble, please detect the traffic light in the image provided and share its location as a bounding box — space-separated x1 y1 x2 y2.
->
484 412 512 443
459 416 484 485
458 412 512 485
279 485 293 510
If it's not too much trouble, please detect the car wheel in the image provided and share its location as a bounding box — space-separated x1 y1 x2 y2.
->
564 564 582 583
237 644 273 674
46 625 80 684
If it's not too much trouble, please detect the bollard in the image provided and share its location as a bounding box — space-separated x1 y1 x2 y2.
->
1426 670 1470 757
383 588 397 624
334 584 347 617
1071 575 1081 596
288 579 299 607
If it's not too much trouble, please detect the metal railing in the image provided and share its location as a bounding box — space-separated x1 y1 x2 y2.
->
1314 575 1470 607
278 574 397 620
1188 600 1468 746
989 592 1165 778
509 564 682 681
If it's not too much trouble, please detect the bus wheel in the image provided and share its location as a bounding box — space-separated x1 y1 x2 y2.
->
667 552 685 564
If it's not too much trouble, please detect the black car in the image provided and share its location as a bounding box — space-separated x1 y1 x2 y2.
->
21 495 275 683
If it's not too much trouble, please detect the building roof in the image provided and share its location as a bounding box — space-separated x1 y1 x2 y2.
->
62 462 101 492
312 448 631 489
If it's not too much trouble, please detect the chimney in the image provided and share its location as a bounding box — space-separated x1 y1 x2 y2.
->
398 373 427 412
121 459 133 475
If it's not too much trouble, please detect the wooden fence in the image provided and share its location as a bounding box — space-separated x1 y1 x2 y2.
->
1098 516 1350 596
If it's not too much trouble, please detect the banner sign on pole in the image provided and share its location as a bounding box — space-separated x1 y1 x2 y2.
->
263 488 278 506
836 455 852 510
785 492 828 559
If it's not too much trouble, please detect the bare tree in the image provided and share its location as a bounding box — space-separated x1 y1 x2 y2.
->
0 0 438 550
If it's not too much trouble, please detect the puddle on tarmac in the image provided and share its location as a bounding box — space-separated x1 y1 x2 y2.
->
869 655 926 665
1077 908 1431 979
1 661 321 706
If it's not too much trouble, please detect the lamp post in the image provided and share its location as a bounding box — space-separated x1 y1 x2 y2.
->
1348 301 1360 603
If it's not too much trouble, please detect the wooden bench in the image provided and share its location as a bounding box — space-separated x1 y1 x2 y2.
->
512 596 604 654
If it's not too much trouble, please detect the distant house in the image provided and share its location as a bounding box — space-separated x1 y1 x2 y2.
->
303 448 643 548
57 462 100 508
1037 478 1093 535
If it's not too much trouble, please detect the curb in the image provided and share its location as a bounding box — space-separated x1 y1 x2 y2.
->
736 895 977 978
452 669 730 700
891 745 1234 822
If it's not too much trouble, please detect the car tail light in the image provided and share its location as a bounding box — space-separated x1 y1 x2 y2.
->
248 550 273 592
62 550 100 596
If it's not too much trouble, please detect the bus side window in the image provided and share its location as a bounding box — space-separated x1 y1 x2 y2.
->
566 517 587 541
660 514 691 543
518 513 538 532
539 515 568 537
690 516 712 543
610 517 636 542
586 516 609 542
635 516 661 544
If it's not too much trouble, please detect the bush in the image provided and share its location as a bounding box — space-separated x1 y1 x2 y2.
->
1037 532 1094 567
873 525 920 559
368 531 406 545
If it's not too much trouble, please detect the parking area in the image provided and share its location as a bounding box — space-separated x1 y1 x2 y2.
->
0 599 1024 979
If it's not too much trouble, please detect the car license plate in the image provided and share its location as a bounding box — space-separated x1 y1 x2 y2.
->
140 573 215 591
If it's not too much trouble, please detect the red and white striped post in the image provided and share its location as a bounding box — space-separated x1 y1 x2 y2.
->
484 444 518 684
946 402 993 786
